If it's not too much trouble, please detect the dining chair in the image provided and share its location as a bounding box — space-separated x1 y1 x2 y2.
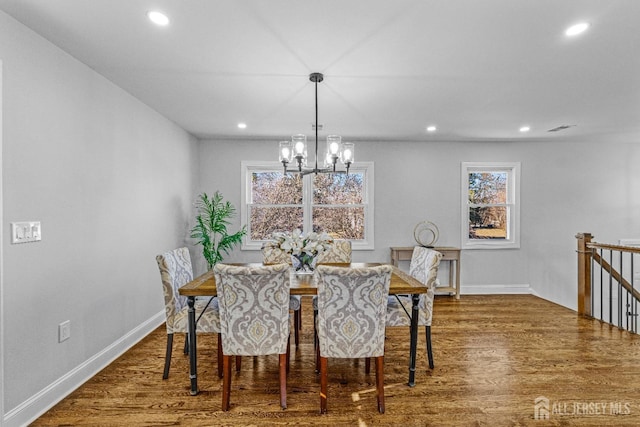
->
261 243 303 347
316 239 352 263
155 247 221 380
315 264 392 414
312 240 352 346
214 262 291 411
385 246 442 369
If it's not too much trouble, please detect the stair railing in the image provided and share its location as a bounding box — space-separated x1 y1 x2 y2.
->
576 232 640 333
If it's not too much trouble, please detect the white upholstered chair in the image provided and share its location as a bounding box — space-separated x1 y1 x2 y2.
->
315 264 392 414
155 247 221 379
386 246 442 369
214 263 291 411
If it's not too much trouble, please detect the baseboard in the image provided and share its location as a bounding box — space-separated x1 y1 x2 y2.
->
458 283 532 295
3 311 165 427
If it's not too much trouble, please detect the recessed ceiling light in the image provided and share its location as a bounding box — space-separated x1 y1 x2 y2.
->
237 123 247 129
426 125 437 132
519 126 531 133
147 11 170 26
565 22 590 36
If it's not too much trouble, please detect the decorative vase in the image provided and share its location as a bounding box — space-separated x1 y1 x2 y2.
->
291 253 317 274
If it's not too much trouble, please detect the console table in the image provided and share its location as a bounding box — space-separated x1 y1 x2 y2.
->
390 246 461 299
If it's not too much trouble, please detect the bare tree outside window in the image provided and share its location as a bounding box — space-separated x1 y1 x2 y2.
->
312 173 365 239
461 162 520 250
468 172 508 239
242 162 374 249
249 172 303 240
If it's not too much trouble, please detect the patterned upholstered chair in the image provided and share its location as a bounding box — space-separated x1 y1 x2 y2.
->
214 263 291 411
261 244 303 346
156 247 221 380
261 244 291 264
315 264 393 414
316 239 352 263
386 246 442 369
312 240 352 344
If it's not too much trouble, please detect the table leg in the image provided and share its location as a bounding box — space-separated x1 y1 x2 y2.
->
408 293 419 387
455 259 461 299
187 296 198 395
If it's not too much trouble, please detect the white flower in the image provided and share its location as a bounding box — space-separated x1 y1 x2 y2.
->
270 229 334 257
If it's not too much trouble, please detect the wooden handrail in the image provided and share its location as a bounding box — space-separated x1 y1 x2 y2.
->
587 242 640 255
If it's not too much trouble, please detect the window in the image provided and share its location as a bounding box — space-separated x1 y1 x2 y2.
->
461 162 520 249
241 161 374 250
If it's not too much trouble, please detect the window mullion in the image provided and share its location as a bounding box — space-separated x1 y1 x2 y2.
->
302 174 313 233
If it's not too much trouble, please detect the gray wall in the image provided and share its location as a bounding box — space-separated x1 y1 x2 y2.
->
1 11 199 424
197 138 640 309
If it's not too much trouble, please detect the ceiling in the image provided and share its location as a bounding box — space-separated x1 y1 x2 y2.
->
1 0 638 143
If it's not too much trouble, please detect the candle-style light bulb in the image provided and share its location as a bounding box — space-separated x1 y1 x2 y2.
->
291 134 307 158
279 141 293 163
341 142 354 164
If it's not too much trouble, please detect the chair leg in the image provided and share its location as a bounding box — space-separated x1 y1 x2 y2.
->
375 356 385 414
320 356 328 414
222 355 232 411
365 357 371 374
286 335 291 374
183 333 189 354
236 355 242 372
217 334 223 378
313 309 318 350
279 353 288 409
294 309 300 347
298 305 303 330
315 335 320 373
426 325 434 369
162 333 174 379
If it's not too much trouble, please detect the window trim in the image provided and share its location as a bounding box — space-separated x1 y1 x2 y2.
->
240 161 375 250
461 161 520 250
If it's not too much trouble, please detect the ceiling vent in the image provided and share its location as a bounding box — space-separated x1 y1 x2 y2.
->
548 124 576 132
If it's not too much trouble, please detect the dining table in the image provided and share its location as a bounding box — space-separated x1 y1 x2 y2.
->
178 262 427 396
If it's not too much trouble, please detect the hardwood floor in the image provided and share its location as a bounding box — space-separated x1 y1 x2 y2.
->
32 295 640 426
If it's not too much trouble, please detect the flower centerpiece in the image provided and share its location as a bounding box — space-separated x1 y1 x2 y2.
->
270 229 333 273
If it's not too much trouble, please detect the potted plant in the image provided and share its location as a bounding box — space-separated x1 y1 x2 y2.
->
190 191 246 270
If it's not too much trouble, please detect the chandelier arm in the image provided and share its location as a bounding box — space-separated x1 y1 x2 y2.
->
283 167 347 176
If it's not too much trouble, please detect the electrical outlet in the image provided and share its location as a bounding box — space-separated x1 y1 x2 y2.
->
11 221 42 244
59 320 71 343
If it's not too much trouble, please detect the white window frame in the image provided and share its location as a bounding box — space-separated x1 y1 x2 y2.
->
461 162 520 250
241 161 374 250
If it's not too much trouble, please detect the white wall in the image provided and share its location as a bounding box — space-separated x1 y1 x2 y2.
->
1 11 199 426
1 58 5 426
197 138 640 309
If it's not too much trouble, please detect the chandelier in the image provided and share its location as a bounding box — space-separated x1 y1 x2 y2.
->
278 72 354 175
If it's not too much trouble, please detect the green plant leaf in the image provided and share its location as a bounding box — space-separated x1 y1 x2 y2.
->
190 191 247 270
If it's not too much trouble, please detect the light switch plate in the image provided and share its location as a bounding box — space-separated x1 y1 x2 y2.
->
11 221 42 244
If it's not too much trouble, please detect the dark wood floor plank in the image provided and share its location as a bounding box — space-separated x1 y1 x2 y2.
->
32 295 640 426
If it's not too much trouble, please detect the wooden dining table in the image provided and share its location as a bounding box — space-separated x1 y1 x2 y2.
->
178 262 428 395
